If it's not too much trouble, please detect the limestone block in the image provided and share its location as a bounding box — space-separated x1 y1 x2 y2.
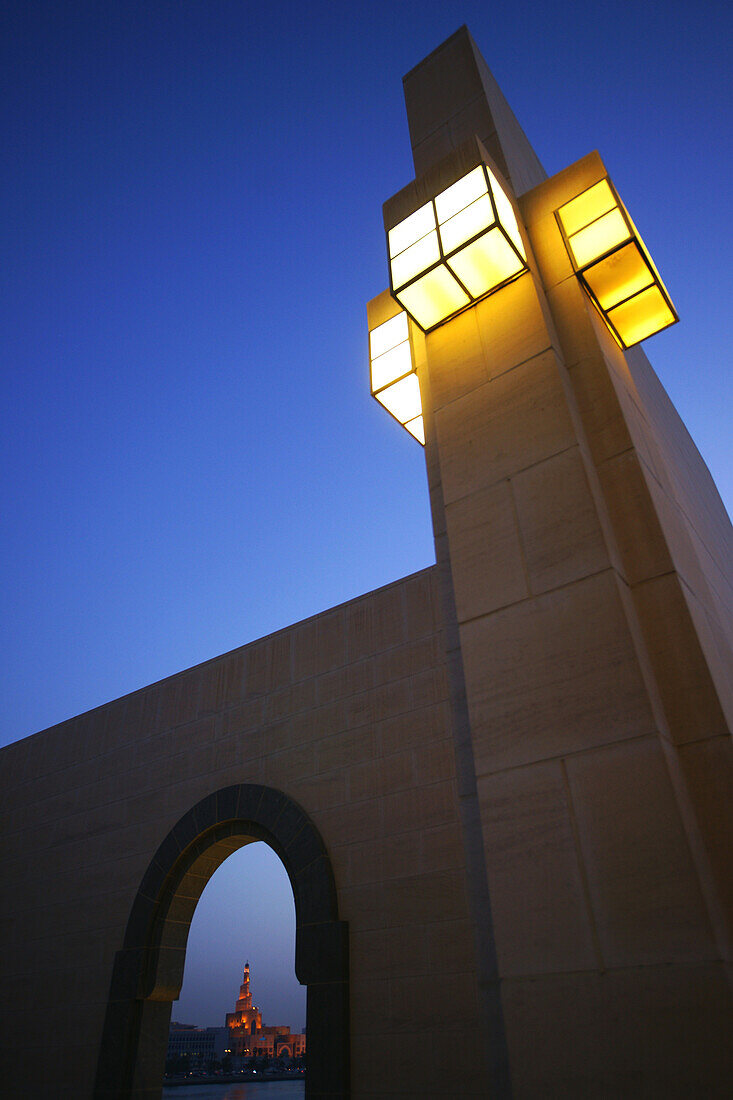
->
350 923 428 981
401 567 439 637
446 480 529 620
512 445 610 594
262 742 315 789
317 660 373 705
522 211 576 290
409 665 448 709
419 819 466 877
377 700 451 756
545 277 601 368
631 573 729 743
411 125 452 178
382 779 457 838
348 972 390 1036
447 95 497 151
293 607 346 681
520 150 607 228
473 272 555 378
372 583 408 652
677 734 733 951
388 970 479 1032
567 355 633 466
435 349 577 506
502 961 733 1098
315 726 376 774
403 31 485 149
681 581 733 729
597 449 674 585
424 305 489 410
478 760 598 975
565 736 717 966
462 570 654 774
288 768 347 814
411 736 455 787
373 634 441 687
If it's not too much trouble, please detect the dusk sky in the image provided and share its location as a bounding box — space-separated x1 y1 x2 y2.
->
2 1 731 1031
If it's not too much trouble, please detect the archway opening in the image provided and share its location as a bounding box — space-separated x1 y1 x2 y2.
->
93 785 349 1100
165 840 306 1084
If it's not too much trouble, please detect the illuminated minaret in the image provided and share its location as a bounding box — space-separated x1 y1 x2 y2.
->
236 961 253 1013
226 961 262 1051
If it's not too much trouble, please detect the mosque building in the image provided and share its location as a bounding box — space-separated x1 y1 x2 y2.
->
225 961 306 1061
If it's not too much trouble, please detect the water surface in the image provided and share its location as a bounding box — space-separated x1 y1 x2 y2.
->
163 1083 304 1100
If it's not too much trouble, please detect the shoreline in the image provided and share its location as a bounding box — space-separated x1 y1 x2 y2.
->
163 1073 305 1088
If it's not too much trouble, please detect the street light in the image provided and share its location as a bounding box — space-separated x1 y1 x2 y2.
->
556 177 678 347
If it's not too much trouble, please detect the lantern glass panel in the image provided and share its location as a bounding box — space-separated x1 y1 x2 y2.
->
558 178 616 236
567 207 629 268
447 227 524 298
370 341 413 392
395 265 470 330
435 166 489 222
369 310 409 360
374 371 422 424
607 285 676 346
583 241 653 310
488 168 526 260
390 232 440 290
404 415 425 444
388 202 436 258
438 194 495 254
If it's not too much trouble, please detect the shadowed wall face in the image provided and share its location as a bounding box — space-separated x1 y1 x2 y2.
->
0 566 494 1099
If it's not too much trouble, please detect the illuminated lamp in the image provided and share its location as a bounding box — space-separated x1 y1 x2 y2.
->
556 177 678 347
385 161 528 332
369 307 424 443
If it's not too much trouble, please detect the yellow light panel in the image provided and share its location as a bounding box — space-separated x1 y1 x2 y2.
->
395 265 470 330
557 178 616 237
555 175 678 347
447 228 524 298
404 415 425 444
567 208 630 268
375 372 422 424
388 202 436 258
369 311 409 359
489 168 526 260
390 231 440 290
583 242 653 311
438 194 494 254
435 166 488 223
606 285 676 346
370 340 412 392
385 161 529 332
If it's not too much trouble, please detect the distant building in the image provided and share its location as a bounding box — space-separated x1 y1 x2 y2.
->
167 1021 228 1067
226 961 306 1060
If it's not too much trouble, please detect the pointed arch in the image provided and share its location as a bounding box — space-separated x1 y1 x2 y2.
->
93 784 349 1098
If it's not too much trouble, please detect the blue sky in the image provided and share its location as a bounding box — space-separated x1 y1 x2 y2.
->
2 1 731 1031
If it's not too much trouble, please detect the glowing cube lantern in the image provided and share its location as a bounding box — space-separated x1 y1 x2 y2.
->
556 178 678 348
369 307 425 444
386 163 529 332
